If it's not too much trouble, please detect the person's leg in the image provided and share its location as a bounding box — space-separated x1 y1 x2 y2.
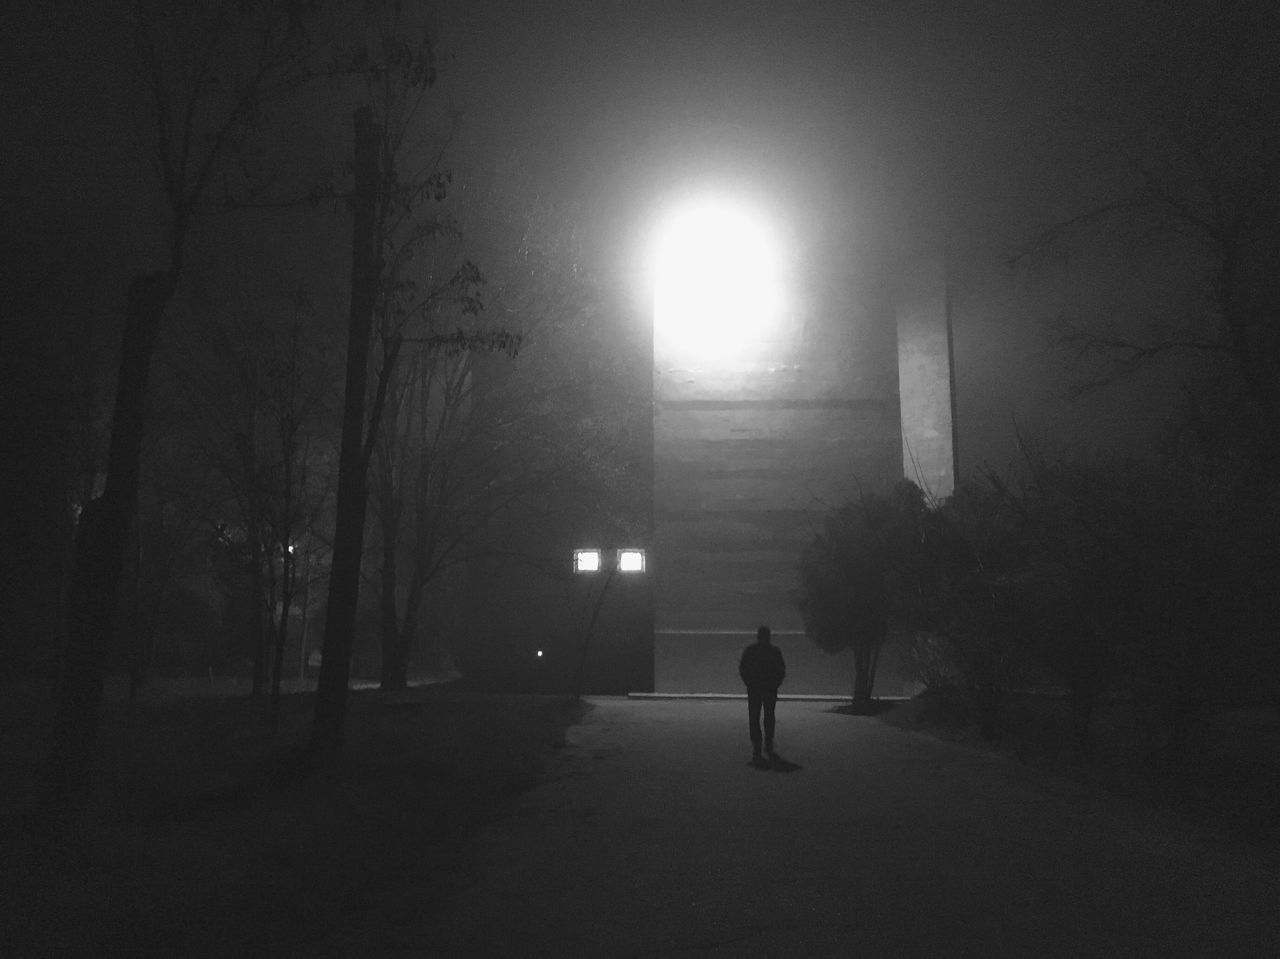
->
762 689 777 751
747 690 763 754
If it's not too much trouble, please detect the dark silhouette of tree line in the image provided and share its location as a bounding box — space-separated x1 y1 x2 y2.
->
800 3 1280 764
16 0 622 817
799 453 1279 764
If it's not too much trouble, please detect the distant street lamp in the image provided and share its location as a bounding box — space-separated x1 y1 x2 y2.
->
617 548 645 573
573 547 645 574
570 546 646 695
573 548 602 573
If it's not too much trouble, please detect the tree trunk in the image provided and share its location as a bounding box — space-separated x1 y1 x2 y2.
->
312 106 381 752
127 524 146 702
851 642 881 705
249 528 268 697
42 269 176 814
383 567 425 692
378 498 406 691
381 624 410 692
270 545 292 732
854 652 870 702
297 549 312 683
272 408 297 729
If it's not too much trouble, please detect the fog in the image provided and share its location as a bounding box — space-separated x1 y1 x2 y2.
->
5 0 1274 468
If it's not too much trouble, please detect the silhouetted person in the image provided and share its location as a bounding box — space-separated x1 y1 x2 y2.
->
739 625 785 759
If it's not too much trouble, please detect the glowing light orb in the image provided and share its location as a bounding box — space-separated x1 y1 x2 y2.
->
651 196 782 364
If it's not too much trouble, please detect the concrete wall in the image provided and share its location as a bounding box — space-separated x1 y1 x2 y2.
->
462 542 655 695
465 253 955 696
896 256 957 500
653 391 901 630
652 258 905 694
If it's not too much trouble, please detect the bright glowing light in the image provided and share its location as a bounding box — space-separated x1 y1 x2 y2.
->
617 548 645 573
651 195 782 364
573 549 601 573
536 649 544 658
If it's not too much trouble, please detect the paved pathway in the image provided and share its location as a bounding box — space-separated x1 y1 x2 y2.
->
328 698 1279 957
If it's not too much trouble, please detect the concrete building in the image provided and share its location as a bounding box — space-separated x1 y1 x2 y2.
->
651 242 954 695
463 233 954 697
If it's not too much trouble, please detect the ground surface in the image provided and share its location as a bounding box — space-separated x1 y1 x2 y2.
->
312 697 1280 958
0 680 578 958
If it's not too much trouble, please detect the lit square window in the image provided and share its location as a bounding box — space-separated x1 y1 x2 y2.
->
617 548 645 573
573 549 601 573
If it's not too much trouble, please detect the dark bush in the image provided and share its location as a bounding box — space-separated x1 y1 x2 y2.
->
796 482 925 704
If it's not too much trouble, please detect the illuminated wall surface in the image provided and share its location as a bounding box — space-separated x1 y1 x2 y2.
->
461 245 953 696
652 254 953 695
897 257 956 501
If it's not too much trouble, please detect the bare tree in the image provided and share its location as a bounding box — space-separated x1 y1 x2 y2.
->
126 423 222 695
0 258 106 676
168 298 331 723
371 348 478 690
44 1 318 813
310 13 514 749
366 181 612 690
1012 5 1280 476
263 322 332 729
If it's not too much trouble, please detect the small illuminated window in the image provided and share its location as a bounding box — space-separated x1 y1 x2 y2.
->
617 548 645 573
573 549 601 573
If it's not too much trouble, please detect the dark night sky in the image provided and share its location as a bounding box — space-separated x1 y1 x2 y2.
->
4 0 1273 471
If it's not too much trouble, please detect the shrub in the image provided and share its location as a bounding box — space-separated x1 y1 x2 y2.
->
796 482 925 703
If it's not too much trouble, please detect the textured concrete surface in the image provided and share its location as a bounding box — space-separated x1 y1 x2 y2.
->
315 698 1279 957
652 389 901 635
652 260 901 649
895 255 956 500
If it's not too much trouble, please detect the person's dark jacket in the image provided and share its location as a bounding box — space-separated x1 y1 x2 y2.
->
739 642 785 690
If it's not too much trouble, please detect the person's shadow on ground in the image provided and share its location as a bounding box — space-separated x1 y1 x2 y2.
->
749 753 802 773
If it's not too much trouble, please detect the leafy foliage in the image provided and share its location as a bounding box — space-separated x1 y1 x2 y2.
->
808 442 1280 756
796 481 927 702
893 450 1280 753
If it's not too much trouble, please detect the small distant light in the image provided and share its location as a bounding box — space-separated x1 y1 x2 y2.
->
618 548 645 573
536 649 544 658
574 549 601 573
287 543 296 554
